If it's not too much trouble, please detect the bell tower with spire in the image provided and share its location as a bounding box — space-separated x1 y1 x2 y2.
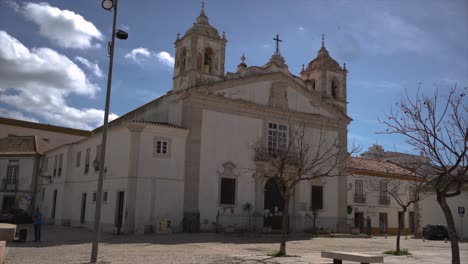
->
301 34 348 112
173 4 227 91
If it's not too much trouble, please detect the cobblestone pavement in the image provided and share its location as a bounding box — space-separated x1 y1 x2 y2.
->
5 225 468 263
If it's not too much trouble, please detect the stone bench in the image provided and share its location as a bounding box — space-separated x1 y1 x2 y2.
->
0 224 16 264
321 251 384 264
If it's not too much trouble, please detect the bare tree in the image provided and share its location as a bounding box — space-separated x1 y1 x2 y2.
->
366 164 427 254
381 86 467 264
251 123 355 256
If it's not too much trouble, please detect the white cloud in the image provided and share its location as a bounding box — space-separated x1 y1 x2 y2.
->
125 48 174 68
0 107 39 123
0 31 117 130
124 48 152 63
155 51 174 68
75 56 103 78
20 2 102 49
298 26 305 31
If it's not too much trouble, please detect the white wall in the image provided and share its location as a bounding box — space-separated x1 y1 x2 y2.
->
420 191 468 240
217 81 271 106
37 123 188 234
198 110 262 228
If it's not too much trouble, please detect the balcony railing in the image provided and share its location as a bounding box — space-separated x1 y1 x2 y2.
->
354 193 366 203
379 196 390 205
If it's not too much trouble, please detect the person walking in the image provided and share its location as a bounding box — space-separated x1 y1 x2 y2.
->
32 208 42 242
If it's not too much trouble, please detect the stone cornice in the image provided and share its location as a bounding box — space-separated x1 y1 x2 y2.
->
125 123 146 133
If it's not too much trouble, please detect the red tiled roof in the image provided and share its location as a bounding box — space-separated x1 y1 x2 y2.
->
348 157 414 176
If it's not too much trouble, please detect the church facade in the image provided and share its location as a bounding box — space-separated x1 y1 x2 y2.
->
36 7 351 234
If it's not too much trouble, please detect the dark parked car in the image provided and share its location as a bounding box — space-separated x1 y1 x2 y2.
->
422 224 448 240
0 209 33 224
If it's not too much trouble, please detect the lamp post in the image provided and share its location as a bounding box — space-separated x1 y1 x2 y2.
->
91 0 127 262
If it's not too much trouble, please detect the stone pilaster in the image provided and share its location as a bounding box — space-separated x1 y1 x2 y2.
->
125 123 146 233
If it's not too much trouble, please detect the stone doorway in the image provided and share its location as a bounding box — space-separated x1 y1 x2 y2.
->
263 178 285 230
354 212 364 233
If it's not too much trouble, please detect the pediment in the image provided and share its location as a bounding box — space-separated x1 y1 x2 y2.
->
199 73 349 121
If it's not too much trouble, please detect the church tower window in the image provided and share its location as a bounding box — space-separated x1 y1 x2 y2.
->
180 48 187 73
331 79 338 99
203 47 213 73
311 79 316 90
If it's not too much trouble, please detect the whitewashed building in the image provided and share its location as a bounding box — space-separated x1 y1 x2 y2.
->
0 117 88 214
347 157 418 235
36 7 351 234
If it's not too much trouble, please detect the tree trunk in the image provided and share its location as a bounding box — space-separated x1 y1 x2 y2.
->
396 209 406 254
279 194 290 256
437 192 460 264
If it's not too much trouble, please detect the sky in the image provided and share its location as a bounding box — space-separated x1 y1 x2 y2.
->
0 0 467 155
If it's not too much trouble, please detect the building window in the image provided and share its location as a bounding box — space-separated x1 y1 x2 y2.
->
354 180 365 203
85 148 91 174
95 144 101 172
6 165 19 185
43 157 48 174
76 151 81 167
268 123 288 157
311 185 323 210
103 191 108 203
409 186 416 201
331 79 338 99
58 153 63 176
53 155 58 176
153 137 171 158
220 178 236 205
379 181 390 205
203 47 213 73
92 192 97 202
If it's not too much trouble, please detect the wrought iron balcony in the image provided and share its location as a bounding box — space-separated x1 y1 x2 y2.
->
354 193 366 203
379 196 390 205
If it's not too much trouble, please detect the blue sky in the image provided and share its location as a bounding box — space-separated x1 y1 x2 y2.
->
0 0 467 155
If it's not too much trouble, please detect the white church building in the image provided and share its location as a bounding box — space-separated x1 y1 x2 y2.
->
36 7 351 234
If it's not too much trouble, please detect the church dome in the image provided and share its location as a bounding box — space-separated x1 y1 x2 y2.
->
184 9 220 39
307 42 342 72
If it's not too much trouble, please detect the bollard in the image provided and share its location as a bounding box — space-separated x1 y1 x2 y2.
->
405 235 408 240
423 237 425 242
445 238 447 243
385 233 387 239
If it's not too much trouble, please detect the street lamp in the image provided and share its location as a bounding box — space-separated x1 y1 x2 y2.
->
91 0 128 263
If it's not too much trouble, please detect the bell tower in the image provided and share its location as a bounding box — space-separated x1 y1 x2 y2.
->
300 35 348 112
173 5 227 91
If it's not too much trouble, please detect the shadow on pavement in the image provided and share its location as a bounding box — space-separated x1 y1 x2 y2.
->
6 224 316 248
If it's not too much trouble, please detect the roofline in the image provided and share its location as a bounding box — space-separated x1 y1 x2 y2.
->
0 117 91 137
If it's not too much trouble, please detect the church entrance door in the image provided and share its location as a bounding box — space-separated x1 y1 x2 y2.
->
264 178 285 230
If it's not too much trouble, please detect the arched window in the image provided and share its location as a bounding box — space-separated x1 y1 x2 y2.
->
203 47 213 73
331 79 338 99
180 48 187 73
311 79 316 90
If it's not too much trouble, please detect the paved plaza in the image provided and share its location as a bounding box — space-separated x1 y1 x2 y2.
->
5 225 468 263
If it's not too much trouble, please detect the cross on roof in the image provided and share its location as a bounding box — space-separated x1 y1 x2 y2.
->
273 34 282 55
201 0 205 10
